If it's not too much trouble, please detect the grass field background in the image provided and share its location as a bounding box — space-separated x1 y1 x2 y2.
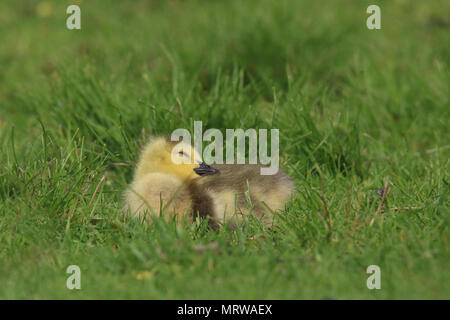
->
0 0 449 299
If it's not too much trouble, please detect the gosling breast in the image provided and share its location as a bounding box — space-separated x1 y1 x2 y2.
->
124 173 193 222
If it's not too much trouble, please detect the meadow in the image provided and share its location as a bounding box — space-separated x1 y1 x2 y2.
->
0 0 449 299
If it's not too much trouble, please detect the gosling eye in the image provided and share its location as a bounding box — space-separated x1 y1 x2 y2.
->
178 151 189 158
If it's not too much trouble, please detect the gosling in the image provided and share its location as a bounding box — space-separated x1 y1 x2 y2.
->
123 136 208 223
123 137 294 227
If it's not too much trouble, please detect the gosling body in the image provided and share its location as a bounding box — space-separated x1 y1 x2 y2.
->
124 137 294 226
192 164 294 226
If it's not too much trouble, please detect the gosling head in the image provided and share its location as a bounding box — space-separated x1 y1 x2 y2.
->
135 136 219 182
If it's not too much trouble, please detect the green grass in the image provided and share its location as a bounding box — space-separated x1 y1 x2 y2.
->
0 0 449 299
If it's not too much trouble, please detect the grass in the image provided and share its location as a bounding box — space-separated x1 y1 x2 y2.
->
0 0 449 299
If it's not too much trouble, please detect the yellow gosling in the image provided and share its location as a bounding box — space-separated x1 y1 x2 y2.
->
123 136 205 223
124 137 294 228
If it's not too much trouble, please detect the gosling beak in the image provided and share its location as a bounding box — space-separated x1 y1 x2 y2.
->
194 162 219 176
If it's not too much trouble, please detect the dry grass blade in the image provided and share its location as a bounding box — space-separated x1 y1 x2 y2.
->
369 176 391 226
383 206 424 212
88 173 108 207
